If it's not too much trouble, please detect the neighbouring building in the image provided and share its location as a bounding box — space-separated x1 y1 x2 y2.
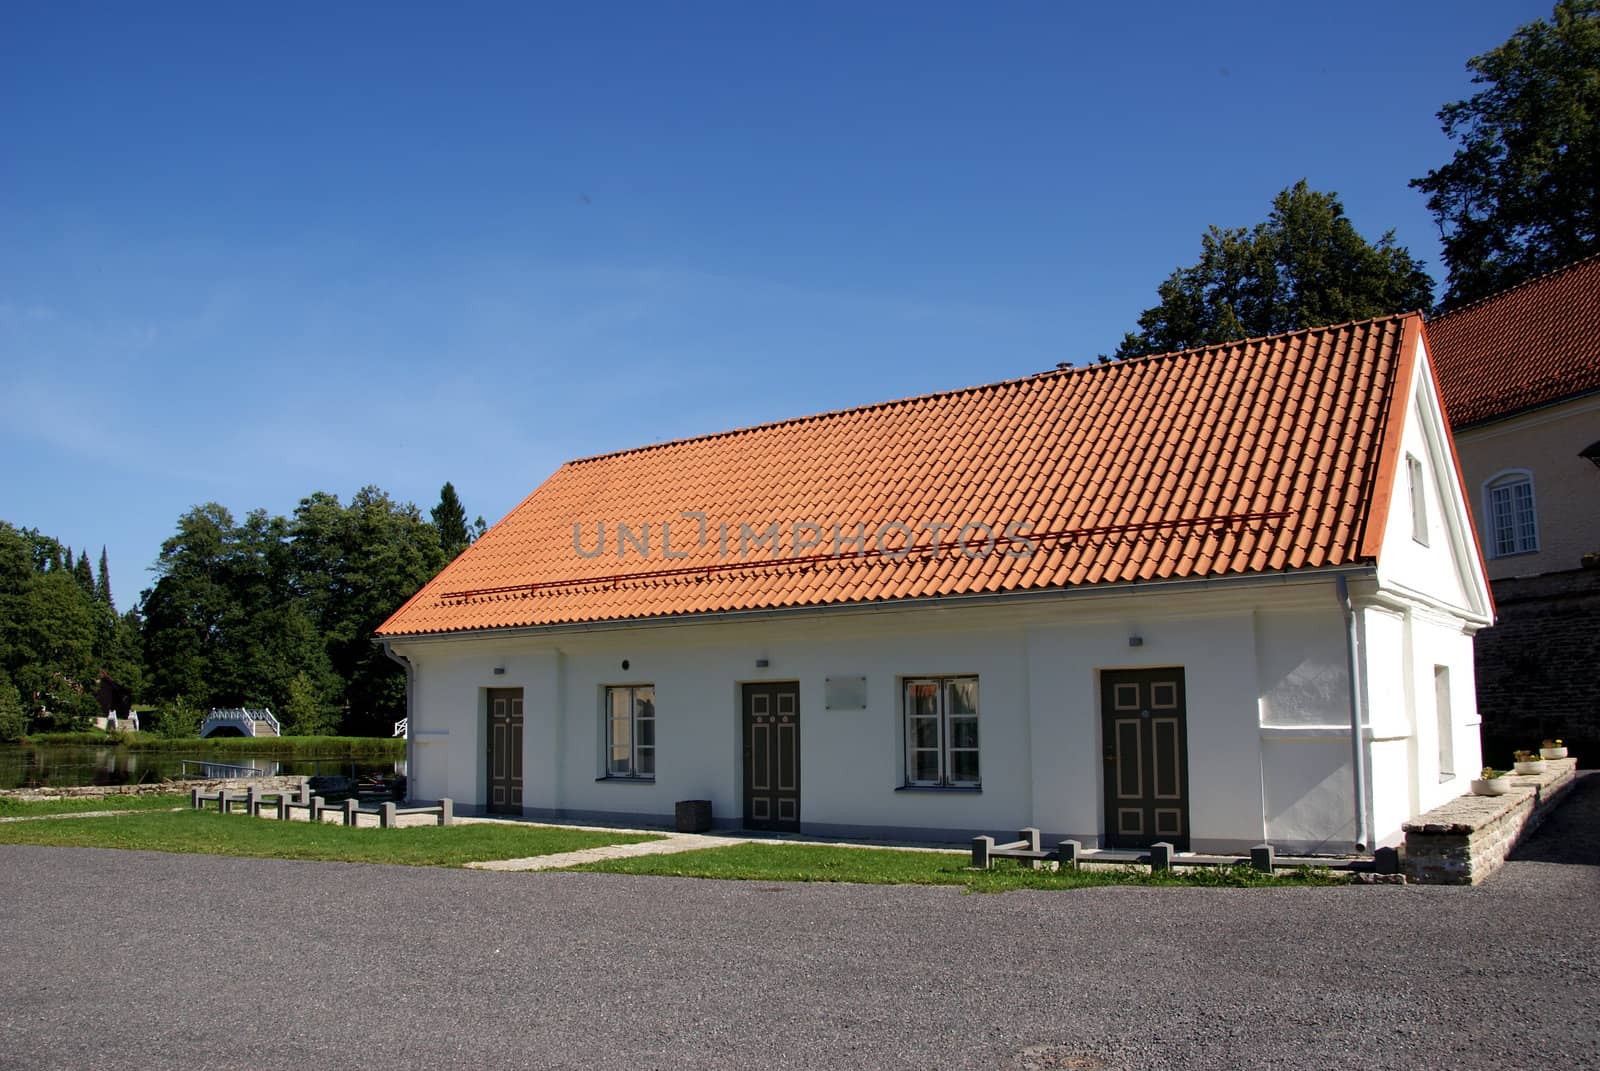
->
378 313 1493 853
1428 254 1600 763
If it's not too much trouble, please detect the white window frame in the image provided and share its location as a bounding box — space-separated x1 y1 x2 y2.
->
1434 665 1454 782
1482 470 1539 558
604 685 655 780
1406 453 1429 546
902 676 980 788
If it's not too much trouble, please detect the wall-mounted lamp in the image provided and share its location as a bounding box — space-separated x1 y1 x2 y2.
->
492 666 505 675
1128 636 1144 648
756 658 770 668
1581 440 1600 470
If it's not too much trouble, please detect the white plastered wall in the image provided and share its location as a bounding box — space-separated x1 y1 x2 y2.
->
391 578 1405 853
1358 333 1494 845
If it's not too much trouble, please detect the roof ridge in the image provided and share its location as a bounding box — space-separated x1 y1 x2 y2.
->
1125 312 1415 363
567 313 1416 467
1430 251 1600 322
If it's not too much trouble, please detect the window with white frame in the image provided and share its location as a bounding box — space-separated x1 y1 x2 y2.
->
1434 665 1454 781
1407 453 1429 546
903 677 979 788
1485 472 1538 557
605 685 655 779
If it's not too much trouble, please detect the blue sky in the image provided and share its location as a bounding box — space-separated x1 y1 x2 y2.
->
1 1 1549 610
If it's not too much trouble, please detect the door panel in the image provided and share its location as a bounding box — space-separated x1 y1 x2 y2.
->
487 688 524 814
743 683 799 832
1101 669 1188 850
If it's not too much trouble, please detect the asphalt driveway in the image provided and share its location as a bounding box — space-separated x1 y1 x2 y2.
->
1 777 1596 1071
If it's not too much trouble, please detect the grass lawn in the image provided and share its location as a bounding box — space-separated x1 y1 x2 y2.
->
0 809 660 867
573 842 1344 891
0 793 189 817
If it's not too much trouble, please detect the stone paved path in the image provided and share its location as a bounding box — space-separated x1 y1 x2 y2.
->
464 830 745 871
0 807 176 823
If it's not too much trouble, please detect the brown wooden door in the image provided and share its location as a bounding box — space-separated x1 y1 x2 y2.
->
743 682 800 832
487 688 523 814
1101 668 1189 850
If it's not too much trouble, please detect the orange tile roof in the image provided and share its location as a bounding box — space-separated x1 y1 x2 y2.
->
379 314 1422 636
1428 254 1600 429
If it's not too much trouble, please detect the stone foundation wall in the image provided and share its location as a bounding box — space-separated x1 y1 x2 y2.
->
0 776 308 803
1402 758 1577 884
1476 568 1600 765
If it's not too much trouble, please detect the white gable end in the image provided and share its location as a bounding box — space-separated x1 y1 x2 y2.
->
1373 337 1493 625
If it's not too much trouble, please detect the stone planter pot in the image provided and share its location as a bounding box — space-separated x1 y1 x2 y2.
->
1540 746 1568 760
1513 760 1547 775
1471 777 1511 796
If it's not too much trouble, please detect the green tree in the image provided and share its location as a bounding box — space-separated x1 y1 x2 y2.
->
152 694 202 739
1412 0 1600 306
0 523 135 729
95 546 113 611
140 505 332 711
1115 181 1434 359
0 678 25 742
140 504 236 705
281 670 336 736
291 487 446 734
72 548 94 597
431 481 472 559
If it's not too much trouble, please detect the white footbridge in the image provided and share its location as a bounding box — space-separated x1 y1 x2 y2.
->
200 707 281 738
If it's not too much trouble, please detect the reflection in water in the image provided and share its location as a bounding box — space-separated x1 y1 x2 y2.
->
0 745 403 790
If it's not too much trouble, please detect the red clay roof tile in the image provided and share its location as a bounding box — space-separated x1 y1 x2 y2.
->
378 315 1423 636
1428 255 1600 428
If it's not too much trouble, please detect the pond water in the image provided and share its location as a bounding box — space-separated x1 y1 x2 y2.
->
0 745 404 790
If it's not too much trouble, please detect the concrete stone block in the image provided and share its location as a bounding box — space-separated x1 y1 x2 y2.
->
343 799 360 827
1250 844 1275 873
379 802 397 829
1019 828 1041 870
971 836 994 870
1150 842 1174 873
1057 840 1080 870
438 798 453 826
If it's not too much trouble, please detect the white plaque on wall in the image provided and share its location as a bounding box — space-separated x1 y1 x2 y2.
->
825 676 868 711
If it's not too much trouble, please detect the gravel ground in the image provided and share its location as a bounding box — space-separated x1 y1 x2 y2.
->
1 776 1595 1071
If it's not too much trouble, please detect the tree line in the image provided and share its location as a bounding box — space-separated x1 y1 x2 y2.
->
0 483 483 741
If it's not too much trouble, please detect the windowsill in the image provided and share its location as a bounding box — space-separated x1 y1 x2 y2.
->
595 776 656 784
895 785 982 794
1488 548 1539 560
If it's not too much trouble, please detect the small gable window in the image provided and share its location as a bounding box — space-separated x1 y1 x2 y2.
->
1406 454 1428 546
1486 472 1538 557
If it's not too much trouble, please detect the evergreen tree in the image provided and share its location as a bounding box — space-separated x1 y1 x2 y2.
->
72 549 94 596
1115 181 1434 359
96 546 113 611
431 481 472 559
1412 0 1600 305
